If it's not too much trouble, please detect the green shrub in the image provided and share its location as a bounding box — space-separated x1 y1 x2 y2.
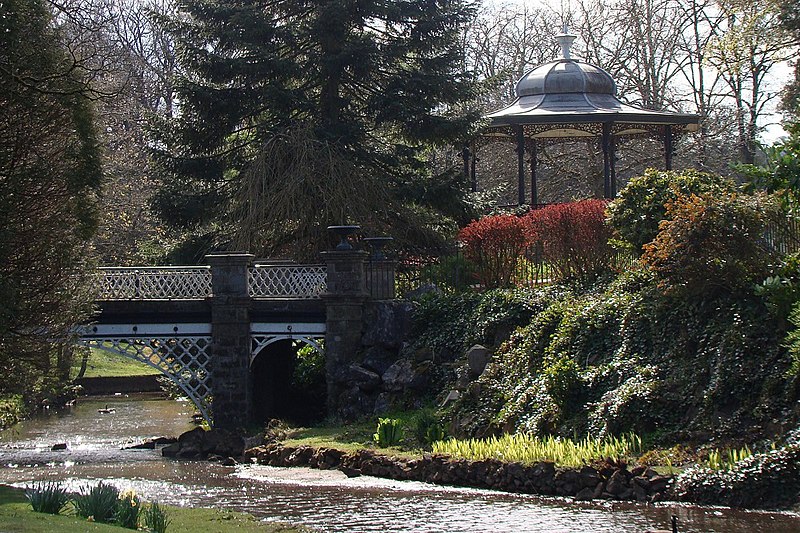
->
292 342 325 389
114 489 141 529
418 254 477 292
413 409 446 445
142 501 170 533
607 169 735 255
373 417 403 447
72 482 119 523
642 192 780 295
25 481 69 515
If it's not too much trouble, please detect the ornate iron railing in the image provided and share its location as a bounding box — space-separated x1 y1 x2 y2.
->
96 267 212 300
248 264 327 298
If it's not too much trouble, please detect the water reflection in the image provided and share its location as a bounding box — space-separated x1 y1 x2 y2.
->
1 396 799 533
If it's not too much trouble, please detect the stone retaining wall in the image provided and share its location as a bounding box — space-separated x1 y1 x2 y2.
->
244 442 673 502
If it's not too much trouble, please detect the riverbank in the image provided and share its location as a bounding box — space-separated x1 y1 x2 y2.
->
243 441 672 503
0 484 310 533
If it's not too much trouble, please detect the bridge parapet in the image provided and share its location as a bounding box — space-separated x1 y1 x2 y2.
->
97 266 212 300
249 264 326 298
96 264 330 300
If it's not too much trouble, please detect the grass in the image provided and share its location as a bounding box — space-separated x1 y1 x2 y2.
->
0 485 308 533
71 348 160 379
281 416 422 458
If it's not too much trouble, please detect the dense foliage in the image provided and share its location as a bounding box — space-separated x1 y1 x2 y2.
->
0 0 100 405
421 172 798 446
458 215 531 288
606 169 736 254
153 0 480 261
674 445 800 509
526 199 615 281
641 191 780 296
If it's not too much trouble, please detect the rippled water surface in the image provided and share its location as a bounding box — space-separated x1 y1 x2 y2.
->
1 396 799 532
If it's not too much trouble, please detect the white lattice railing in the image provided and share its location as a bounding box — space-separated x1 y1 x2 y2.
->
97 267 212 300
248 264 327 298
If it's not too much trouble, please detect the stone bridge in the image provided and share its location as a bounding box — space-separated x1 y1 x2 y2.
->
79 251 397 429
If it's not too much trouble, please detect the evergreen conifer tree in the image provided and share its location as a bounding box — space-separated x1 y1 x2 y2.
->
152 0 480 260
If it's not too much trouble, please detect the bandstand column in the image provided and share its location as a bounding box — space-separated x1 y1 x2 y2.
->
664 125 674 171
516 125 526 205
529 140 539 207
602 123 612 198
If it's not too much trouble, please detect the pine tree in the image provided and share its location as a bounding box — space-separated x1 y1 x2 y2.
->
152 0 480 260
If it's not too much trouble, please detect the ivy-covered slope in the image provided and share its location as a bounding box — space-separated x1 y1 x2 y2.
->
418 270 798 444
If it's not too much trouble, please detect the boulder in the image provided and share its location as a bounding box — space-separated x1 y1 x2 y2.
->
361 301 414 349
362 346 398 375
605 470 629 496
51 443 67 451
466 345 491 378
338 364 381 391
382 360 414 392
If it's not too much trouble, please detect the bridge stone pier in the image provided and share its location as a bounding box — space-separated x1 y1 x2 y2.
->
83 248 396 430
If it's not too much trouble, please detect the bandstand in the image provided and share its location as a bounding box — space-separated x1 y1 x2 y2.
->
468 30 701 204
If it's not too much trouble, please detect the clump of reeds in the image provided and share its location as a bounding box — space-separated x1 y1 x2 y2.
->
432 432 643 468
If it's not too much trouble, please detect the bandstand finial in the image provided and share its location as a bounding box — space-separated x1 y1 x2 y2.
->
555 25 577 60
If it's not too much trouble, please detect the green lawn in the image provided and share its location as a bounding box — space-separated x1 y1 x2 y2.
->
0 485 308 533
71 348 160 379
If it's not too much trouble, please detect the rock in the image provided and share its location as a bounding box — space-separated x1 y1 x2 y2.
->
466 345 491 378
405 283 440 300
574 487 595 501
578 465 601 490
161 442 180 457
362 301 414 349
122 441 155 450
152 436 177 446
51 443 67 451
605 470 629 496
648 475 672 493
382 360 414 391
178 427 206 449
221 457 238 466
409 361 433 391
362 346 398 375
340 465 362 478
373 392 393 414
202 429 245 457
339 364 381 392
413 347 433 362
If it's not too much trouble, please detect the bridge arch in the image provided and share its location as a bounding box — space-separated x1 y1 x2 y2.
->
77 324 213 425
250 336 326 424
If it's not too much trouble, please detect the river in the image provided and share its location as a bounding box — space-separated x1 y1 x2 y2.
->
0 395 798 532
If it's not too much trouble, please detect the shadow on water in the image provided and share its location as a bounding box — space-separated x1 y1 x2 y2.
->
1 395 799 533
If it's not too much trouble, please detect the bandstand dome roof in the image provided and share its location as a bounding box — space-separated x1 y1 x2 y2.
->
485 32 700 137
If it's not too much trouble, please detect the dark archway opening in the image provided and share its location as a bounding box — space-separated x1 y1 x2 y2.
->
250 339 326 425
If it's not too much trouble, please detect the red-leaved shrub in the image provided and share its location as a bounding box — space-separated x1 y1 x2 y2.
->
458 214 532 288
525 199 614 281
